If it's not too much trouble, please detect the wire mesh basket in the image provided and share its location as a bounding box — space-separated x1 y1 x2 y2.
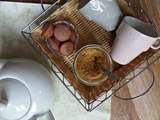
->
22 0 160 111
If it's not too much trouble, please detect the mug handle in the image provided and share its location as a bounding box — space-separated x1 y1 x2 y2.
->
151 38 160 49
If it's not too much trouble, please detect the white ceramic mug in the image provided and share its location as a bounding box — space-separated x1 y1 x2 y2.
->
80 0 122 31
111 16 160 65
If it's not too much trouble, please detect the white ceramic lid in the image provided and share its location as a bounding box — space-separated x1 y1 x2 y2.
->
0 78 31 120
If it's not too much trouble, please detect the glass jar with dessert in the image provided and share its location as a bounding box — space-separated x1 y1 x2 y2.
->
73 44 114 86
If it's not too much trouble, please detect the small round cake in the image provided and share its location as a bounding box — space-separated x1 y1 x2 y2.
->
42 20 79 56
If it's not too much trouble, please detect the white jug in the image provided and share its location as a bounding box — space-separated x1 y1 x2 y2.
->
0 59 54 120
80 0 122 31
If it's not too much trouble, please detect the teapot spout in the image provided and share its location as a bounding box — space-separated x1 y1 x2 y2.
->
0 89 8 110
0 60 7 71
0 101 7 110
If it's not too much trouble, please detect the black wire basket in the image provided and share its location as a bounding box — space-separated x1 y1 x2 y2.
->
22 0 160 111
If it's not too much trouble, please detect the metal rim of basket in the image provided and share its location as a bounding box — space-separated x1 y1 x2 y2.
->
39 0 155 100
20 0 159 112
35 0 155 111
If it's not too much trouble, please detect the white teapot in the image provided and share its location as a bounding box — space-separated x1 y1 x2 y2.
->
0 59 54 120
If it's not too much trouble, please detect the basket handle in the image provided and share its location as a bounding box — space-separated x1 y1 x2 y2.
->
40 0 66 11
114 68 155 100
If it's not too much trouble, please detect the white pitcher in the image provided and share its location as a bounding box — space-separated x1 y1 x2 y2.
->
0 59 54 120
80 0 122 31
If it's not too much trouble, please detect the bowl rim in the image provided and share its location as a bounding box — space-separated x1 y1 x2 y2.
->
73 44 113 86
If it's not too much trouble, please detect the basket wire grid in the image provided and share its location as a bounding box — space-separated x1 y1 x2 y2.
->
22 0 160 111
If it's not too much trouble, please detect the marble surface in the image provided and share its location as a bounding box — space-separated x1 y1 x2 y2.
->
48 75 111 120
0 2 42 59
0 2 111 120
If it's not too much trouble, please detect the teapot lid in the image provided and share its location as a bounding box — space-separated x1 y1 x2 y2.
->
0 78 31 120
